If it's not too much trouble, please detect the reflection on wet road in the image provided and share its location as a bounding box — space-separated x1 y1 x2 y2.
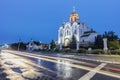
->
28 57 88 80
4 50 120 80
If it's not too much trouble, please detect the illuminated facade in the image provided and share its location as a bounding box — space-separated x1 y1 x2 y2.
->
58 7 98 47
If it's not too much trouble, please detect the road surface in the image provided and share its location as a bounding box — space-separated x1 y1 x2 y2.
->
1 50 120 80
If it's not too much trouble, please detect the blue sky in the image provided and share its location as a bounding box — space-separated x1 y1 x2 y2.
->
0 0 120 44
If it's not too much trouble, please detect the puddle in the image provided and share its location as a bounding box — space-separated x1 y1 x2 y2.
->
4 62 13 65
12 68 22 73
0 68 4 72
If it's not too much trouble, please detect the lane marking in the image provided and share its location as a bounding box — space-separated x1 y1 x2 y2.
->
79 63 107 80
104 66 120 72
4 50 120 79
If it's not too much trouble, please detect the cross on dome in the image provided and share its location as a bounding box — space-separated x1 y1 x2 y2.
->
73 6 76 12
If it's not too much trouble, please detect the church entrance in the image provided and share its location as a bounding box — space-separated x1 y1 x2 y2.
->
64 38 70 47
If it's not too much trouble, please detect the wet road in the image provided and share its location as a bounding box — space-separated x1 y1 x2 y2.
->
3 50 120 80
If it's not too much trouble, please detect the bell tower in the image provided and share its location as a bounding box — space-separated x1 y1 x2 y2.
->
70 7 79 22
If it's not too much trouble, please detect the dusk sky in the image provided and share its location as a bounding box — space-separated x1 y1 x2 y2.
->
0 0 120 44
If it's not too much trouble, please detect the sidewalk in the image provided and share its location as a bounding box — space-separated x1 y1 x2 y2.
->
22 50 120 65
57 53 120 64
23 50 120 65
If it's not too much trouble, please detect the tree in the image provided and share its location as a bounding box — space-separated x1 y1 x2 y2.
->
10 43 18 50
119 39 120 45
10 42 26 50
108 40 120 50
19 42 27 50
103 31 120 49
94 35 103 49
103 31 118 41
70 35 77 49
33 41 41 45
50 40 56 50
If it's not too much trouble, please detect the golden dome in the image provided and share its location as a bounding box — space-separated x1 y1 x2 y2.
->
70 7 79 22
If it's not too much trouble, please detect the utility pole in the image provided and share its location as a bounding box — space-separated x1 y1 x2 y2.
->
18 38 21 51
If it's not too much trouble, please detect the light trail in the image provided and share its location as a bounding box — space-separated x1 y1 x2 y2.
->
3 50 120 79
8 50 98 67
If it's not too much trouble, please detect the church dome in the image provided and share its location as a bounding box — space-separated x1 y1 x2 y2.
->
70 7 79 22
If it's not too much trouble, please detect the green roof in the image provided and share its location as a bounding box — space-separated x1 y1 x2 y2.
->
84 31 96 34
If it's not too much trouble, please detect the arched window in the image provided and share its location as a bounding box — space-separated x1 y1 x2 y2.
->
65 30 71 36
83 40 84 42
67 30 69 35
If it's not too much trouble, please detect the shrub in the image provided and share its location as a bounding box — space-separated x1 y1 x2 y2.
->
77 48 87 53
108 40 120 50
110 50 120 55
33 49 41 52
64 49 71 53
91 49 104 54
71 50 78 53
54 48 60 52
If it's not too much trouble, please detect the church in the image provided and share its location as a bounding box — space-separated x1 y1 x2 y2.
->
58 7 98 47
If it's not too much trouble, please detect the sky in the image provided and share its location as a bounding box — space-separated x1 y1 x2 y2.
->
0 0 120 44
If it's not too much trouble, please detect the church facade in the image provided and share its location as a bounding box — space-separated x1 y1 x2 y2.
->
58 8 98 47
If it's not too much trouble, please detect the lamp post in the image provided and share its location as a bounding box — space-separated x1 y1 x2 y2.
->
49 44 51 50
60 43 62 50
76 41 79 50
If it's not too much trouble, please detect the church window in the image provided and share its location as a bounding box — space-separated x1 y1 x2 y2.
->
65 30 70 36
83 40 84 42
67 30 69 35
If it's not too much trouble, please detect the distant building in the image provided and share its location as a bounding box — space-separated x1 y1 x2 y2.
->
26 39 48 51
0 44 9 49
58 7 98 47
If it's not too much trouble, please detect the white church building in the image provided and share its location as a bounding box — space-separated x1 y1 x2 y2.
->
58 7 98 47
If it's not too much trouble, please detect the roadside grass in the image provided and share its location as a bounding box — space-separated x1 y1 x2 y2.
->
98 54 120 60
